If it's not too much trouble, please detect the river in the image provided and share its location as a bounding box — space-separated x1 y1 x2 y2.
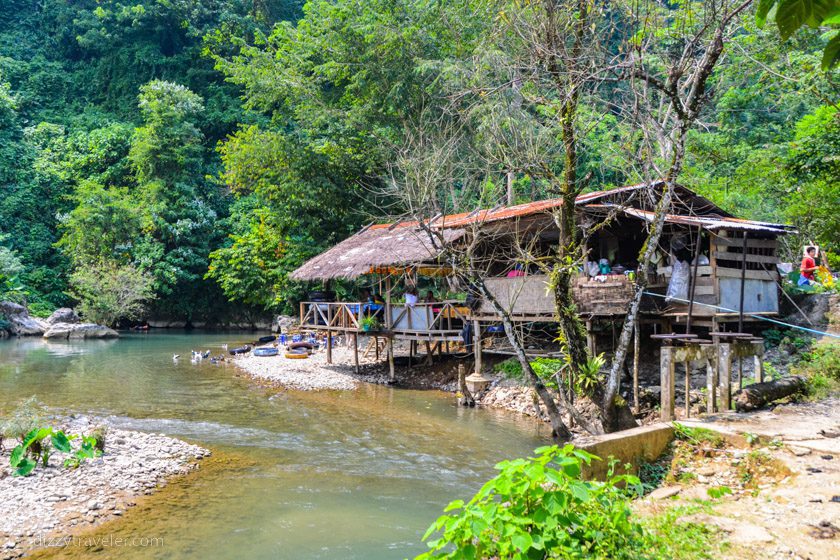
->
0 332 547 559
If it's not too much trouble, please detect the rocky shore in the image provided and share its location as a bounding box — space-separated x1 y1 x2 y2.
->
0 419 209 559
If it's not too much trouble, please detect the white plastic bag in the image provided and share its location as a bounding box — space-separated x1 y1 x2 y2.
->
665 260 690 303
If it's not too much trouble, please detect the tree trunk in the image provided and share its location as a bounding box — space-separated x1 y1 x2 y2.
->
733 377 806 412
475 279 573 440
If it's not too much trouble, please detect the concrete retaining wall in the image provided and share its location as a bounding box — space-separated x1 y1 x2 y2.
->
578 423 675 480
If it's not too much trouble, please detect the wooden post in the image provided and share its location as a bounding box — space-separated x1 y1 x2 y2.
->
718 343 732 410
385 276 392 329
458 364 474 406
706 357 717 413
754 346 764 384
388 335 395 383
353 332 360 374
684 360 691 418
686 226 702 334
585 320 596 355
660 346 675 422
375 336 380 361
424 341 433 365
326 330 333 364
633 319 640 414
473 319 483 375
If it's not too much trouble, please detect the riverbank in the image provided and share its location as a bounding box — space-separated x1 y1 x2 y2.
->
635 397 840 559
0 418 209 559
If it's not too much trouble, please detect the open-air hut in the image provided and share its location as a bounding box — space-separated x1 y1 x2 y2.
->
291 182 793 348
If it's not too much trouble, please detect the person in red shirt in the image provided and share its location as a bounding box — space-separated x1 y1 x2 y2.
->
799 246 818 286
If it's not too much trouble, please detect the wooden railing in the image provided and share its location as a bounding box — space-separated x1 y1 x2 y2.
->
389 302 470 333
299 301 384 331
299 300 470 333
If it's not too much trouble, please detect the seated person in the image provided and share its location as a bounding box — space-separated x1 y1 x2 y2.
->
506 263 526 277
423 290 436 303
799 246 818 286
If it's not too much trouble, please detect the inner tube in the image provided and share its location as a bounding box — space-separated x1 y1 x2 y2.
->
253 347 279 357
288 341 315 351
229 345 252 355
258 335 277 344
285 349 310 359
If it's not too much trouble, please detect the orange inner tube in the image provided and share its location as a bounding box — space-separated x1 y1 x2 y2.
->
285 350 310 359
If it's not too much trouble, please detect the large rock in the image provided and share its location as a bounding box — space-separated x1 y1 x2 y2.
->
43 322 119 339
0 301 47 336
46 308 80 325
272 315 298 333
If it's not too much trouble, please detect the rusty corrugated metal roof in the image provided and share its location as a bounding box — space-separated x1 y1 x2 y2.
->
586 205 793 233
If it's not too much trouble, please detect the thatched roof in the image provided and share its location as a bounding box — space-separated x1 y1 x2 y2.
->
290 224 465 281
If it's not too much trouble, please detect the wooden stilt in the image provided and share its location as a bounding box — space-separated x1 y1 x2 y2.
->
353 332 360 374
375 336 380 361
388 336 395 382
718 343 732 410
424 341 433 365
706 358 717 413
754 352 764 384
326 330 333 364
473 319 482 375
738 357 744 389
684 360 691 417
585 320 596 356
633 319 640 414
661 346 675 422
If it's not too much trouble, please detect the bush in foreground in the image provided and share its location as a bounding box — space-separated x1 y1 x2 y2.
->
417 445 652 560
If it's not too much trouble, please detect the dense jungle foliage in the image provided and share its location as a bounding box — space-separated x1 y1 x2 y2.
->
0 0 837 323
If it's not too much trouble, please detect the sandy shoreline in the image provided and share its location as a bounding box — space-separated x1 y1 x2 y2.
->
0 418 209 559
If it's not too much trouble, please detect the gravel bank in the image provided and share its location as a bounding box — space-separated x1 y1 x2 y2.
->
232 342 391 391
0 418 209 559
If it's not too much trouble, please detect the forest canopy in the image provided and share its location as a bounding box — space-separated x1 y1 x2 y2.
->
0 0 837 323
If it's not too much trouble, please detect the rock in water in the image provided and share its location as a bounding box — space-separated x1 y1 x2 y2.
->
45 307 80 325
43 322 119 339
0 301 47 336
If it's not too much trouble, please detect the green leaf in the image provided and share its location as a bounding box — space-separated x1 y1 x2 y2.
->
822 31 840 70
511 531 533 552
444 499 465 512
9 445 25 467
14 457 36 476
570 482 591 503
51 431 72 453
776 0 836 39
756 0 777 26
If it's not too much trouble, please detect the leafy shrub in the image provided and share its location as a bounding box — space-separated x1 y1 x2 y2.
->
794 343 840 398
9 427 72 476
417 445 652 560
1 396 46 441
493 356 603 397
26 301 55 318
761 328 785 348
494 358 524 381
0 313 9 332
63 433 104 469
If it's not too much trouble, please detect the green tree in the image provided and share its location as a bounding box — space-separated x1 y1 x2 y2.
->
68 260 155 326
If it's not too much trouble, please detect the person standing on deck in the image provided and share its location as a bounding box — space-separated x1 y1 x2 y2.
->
404 286 418 307
799 246 819 286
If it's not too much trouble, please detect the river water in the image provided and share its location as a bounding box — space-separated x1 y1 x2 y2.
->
0 332 547 559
